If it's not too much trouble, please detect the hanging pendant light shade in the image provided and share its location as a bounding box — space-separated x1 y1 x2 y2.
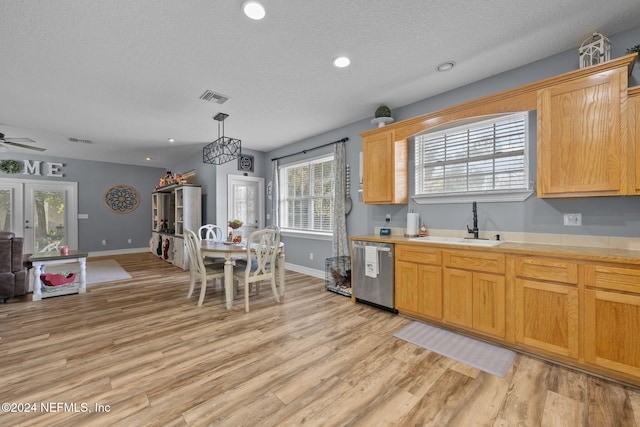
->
203 113 242 165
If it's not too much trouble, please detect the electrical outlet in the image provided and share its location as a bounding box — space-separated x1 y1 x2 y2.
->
127 238 132 244
101 239 107 246
563 213 582 226
385 214 391 222
309 252 314 260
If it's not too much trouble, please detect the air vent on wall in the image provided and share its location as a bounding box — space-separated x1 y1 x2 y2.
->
68 137 93 144
199 90 230 104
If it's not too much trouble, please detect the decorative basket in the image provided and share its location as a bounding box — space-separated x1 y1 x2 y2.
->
40 273 76 287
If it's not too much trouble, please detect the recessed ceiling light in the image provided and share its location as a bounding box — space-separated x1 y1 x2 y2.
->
436 61 455 72
333 56 351 68
168 138 175 143
146 157 152 161
243 1 265 20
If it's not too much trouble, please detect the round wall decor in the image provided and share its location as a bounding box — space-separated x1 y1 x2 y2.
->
0 159 21 174
104 184 140 214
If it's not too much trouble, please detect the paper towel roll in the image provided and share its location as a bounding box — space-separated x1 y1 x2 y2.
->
407 212 419 236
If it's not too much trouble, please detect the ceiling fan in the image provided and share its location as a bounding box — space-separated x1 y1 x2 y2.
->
0 132 46 152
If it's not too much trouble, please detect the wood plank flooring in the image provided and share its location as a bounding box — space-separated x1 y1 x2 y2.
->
1 252 639 426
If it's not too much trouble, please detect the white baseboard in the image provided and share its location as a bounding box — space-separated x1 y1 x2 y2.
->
85 249 326 280
284 262 324 279
88 247 149 257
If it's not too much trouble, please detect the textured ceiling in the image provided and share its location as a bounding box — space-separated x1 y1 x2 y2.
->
1 0 640 167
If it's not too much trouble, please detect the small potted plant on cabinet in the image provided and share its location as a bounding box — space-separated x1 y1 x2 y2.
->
371 105 394 128
626 43 640 61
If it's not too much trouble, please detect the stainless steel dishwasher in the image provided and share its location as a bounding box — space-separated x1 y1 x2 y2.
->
352 240 396 312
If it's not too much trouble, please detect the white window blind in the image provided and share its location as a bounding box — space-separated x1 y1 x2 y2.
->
279 155 334 233
415 113 529 197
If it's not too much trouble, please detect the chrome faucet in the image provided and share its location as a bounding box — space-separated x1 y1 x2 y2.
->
466 201 479 239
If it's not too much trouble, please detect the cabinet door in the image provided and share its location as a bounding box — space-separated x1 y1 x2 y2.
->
362 131 407 204
515 278 579 358
173 237 185 270
443 268 473 328
472 272 505 338
418 264 443 319
537 68 627 197
395 261 442 319
396 260 418 313
363 131 393 203
584 289 640 378
630 87 640 193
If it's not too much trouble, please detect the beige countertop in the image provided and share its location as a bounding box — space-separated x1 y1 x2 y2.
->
350 234 640 265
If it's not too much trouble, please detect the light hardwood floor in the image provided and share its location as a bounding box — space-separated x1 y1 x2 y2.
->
1 252 639 426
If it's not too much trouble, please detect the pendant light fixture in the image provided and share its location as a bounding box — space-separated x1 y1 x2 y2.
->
203 113 242 165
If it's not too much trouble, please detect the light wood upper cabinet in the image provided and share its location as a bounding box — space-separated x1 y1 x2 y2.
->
537 67 628 197
362 130 407 204
629 86 640 193
373 236 640 386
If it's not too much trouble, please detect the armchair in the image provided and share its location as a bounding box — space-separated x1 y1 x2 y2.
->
0 232 28 302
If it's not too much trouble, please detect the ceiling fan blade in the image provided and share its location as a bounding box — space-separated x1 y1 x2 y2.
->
6 137 36 143
4 141 46 151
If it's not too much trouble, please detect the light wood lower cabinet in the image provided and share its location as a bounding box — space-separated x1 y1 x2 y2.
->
584 264 640 378
443 268 473 328
443 268 506 338
515 279 579 358
514 257 579 359
389 242 640 386
396 261 442 319
395 245 442 319
442 250 506 339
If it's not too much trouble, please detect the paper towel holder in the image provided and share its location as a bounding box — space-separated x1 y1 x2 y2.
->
404 210 420 238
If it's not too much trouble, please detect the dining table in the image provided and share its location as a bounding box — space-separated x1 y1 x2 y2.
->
199 240 285 309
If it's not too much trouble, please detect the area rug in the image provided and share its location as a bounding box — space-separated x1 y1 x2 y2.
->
393 321 516 377
48 259 132 285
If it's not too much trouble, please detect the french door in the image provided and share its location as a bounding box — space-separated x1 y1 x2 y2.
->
227 175 264 236
0 178 78 253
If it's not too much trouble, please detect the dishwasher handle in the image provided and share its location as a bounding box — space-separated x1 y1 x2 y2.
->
352 243 392 252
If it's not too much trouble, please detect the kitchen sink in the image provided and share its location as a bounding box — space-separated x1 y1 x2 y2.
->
408 236 502 247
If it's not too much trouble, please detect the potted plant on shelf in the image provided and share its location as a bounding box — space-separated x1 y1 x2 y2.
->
626 43 640 60
371 105 394 128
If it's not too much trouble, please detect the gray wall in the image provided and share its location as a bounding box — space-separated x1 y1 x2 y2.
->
4 25 639 267
0 152 164 252
171 147 267 227
262 25 640 271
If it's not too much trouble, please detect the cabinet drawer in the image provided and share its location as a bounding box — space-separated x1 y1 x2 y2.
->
515 257 578 284
443 250 505 274
396 245 442 265
584 264 640 293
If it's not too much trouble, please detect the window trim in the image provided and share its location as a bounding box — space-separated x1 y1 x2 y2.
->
412 189 533 204
278 153 334 237
412 112 533 204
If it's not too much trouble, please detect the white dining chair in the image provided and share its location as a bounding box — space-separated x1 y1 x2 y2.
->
197 224 226 266
198 224 224 242
233 228 280 312
184 228 226 306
